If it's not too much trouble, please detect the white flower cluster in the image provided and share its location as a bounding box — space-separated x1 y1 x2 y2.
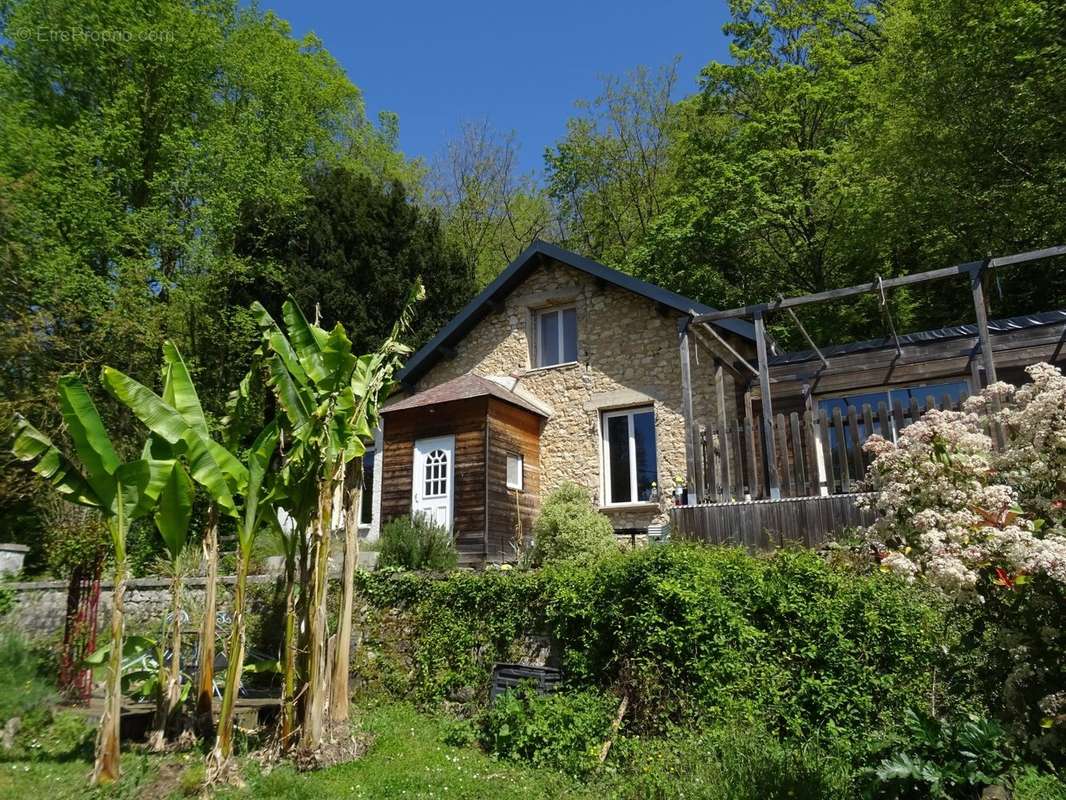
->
860 364 1066 594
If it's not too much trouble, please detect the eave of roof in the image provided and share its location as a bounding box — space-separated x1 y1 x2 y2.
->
397 240 755 385
381 373 549 417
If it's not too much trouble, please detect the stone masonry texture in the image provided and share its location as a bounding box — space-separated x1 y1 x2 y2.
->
416 259 748 530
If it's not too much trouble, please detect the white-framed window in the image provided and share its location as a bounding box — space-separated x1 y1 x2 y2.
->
601 406 657 505
534 305 578 367
506 453 523 491
358 448 375 526
423 448 449 498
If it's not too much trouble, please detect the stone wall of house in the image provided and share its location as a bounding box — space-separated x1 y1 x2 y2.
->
419 259 749 530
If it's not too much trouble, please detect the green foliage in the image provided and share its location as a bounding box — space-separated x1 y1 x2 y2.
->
963 574 1066 764
546 62 679 268
0 630 55 724
480 686 615 777
867 710 1015 799
378 515 459 572
9 710 96 763
1012 767 1066 800
531 483 617 567
38 500 109 579
0 586 12 618
546 0 1066 350
355 568 543 704
546 545 959 744
237 167 475 351
356 544 956 760
608 724 855 800
0 0 427 566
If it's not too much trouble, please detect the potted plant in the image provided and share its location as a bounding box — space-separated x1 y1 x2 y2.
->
672 475 688 506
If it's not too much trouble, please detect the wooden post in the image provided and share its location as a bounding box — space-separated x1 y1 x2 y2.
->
970 262 998 386
753 311 780 499
678 318 701 502
714 359 732 502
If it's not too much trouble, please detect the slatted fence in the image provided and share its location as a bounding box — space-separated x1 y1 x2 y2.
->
671 493 877 549
699 392 975 502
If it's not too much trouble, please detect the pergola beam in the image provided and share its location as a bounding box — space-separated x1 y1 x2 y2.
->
783 303 829 369
695 320 761 378
691 245 1066 325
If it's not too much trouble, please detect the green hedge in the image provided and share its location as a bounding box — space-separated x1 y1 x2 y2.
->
357 544 963 750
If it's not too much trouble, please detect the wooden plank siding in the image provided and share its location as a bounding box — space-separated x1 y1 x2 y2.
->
380 397 489 564
381 396 544 567
485 399 543 564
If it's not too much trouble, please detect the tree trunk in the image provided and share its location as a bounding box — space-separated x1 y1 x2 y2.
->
330 462 363 725
300 471 337 749
92 556 126 785
280 552 298 751
148 571 183 751
207 545 250 780
195 504 220 739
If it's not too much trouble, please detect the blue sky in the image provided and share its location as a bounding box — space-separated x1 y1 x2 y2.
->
257 0 733 177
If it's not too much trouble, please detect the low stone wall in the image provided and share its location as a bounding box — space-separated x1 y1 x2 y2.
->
4 574 279 639
5 551 380 639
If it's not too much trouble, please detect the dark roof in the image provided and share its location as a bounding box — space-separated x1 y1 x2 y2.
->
381 373 549 417
397 240 755 385
769 309 1066 367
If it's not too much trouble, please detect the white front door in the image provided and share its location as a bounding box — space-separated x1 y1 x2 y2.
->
412 435 454 531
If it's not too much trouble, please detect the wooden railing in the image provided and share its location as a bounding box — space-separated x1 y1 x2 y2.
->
699 392 970 502
671 493 878 549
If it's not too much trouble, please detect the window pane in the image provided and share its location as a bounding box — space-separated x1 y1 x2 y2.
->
606 415 631 503
506 453 522 489
539 310 559 366
360 450 374 525
561 307 578 362
632 411 657 501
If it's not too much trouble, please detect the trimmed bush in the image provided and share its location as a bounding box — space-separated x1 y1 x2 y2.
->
531 482 617 567
378 513 458 571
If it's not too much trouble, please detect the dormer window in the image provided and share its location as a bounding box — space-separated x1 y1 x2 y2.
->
534 305 578 367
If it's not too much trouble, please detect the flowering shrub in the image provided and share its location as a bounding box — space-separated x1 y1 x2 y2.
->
859 363 1066 759
860 363 1066 591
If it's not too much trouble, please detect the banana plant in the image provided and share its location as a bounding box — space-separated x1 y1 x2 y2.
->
11 376 174 784
144 447 195 749
207 419 279 779
102 342 247 737
251 283 422 748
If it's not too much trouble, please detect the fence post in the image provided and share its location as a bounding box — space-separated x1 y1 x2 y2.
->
753 311 781 499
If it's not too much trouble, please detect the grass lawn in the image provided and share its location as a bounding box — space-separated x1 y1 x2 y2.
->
0 703 597 800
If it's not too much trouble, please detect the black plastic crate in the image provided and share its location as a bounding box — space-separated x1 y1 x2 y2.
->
489 662 562 704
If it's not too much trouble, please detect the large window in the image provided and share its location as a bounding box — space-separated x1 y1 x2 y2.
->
534 306 578 367
359 448 375 526
601 407 657 505
817 379 971 443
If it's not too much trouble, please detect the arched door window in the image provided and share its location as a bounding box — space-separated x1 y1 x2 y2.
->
423 448 449 498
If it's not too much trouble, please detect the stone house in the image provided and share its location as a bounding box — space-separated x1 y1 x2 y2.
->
369 241 756 566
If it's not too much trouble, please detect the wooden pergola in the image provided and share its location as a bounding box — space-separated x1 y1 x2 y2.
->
678 244 1066 501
